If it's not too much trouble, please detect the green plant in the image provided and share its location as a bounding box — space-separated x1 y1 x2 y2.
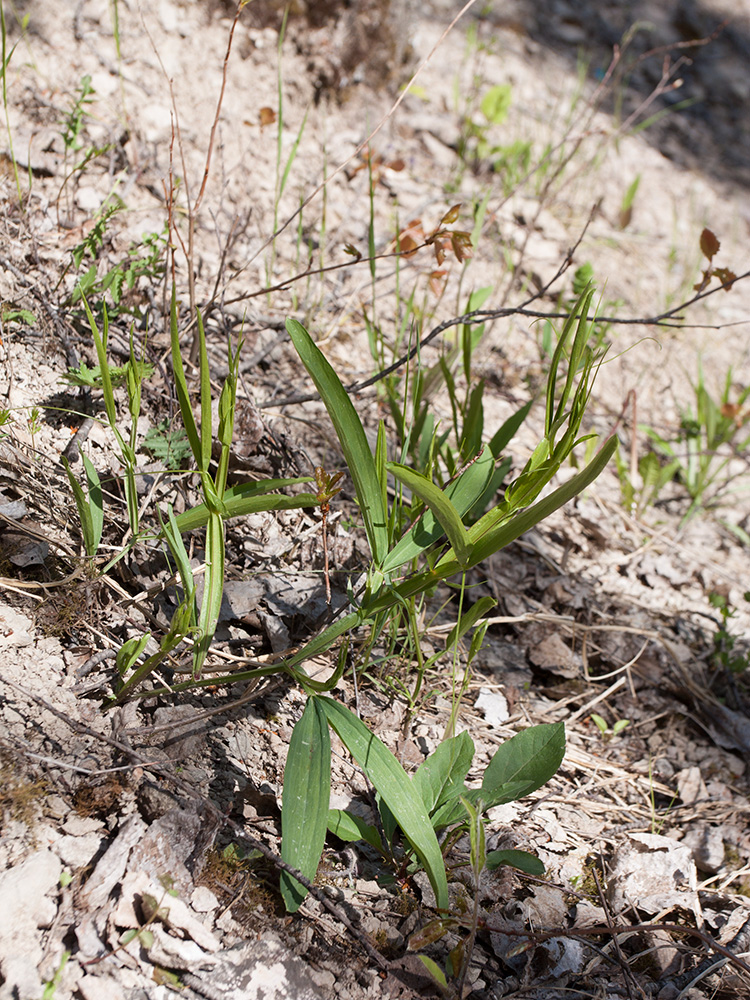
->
327 724 560 885
539 265 621 362
642 362 750 520
62 301 148 546
40 950 70 1000
57 74 111 217
276 285 615 912
67 208 167 317
590 713 630 739
709 592 750 675
142 419 192 469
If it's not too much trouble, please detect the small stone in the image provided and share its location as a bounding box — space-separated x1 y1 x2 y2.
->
191 885 219 912
54 833 105 869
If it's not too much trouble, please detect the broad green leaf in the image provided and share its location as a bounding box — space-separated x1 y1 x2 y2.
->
413 731 474 816
281 699 331 912
382 446 494 573
485 849 545 875
317 697 448 910
82 454 104 554
327 809 383 853
286 319 388 566
431 780 530 829
387 463 471 568
482 723 565 803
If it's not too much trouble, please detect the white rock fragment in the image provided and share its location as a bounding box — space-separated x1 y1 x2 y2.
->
474 687 509 726
0 850 62 1000
191 885 219 912
608 833 698 916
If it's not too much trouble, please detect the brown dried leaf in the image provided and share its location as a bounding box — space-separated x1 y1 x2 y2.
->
259 106 276 127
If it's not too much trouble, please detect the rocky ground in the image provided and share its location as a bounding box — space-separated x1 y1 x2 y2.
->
1 1 750 998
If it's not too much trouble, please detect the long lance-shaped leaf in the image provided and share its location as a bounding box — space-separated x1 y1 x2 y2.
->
169 290 201 466
317 697 449 910
382 446 494 573
174 480 316 533
387 462 471 568
281 698 331 912
286 318 388 567
363 436 617 616
193 511 224 677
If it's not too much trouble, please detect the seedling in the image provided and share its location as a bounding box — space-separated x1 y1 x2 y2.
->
590 713 630 740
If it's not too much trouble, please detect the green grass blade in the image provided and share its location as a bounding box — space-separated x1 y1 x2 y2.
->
196 310 212 475
83 297 117 429
317 697 448 910
281 698 331 912
286 318 388 566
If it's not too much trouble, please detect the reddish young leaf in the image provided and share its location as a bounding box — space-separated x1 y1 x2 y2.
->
451 231 473 262
699 227 720 260
713 266 737 291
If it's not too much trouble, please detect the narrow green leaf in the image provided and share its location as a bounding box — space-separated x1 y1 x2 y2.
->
317 697 448 910
382 445 494 573
482 723 565 802
196 310 212 474
194 512 224 677
364 437 617 616
169 290 201 465
173 481 316 533
61 457 96 557
460 794 486 874
115 633 150 675
327 809 383 853
387 463 471 567
281 699 331 912
444 596 496 650
412 731 474 816
418 955 448 988
286 318 388 566
81 454 103 552
485 849 545 875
